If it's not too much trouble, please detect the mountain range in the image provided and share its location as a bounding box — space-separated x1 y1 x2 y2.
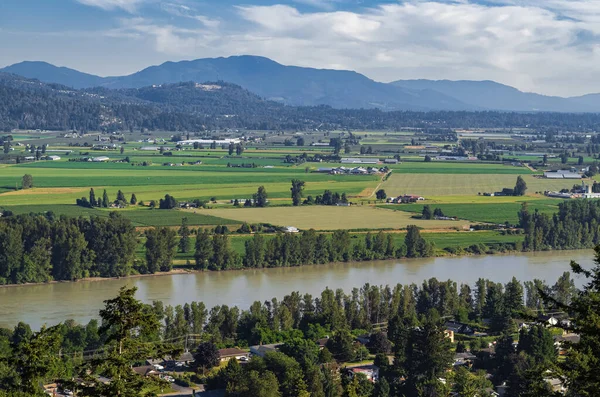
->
2 55 600 112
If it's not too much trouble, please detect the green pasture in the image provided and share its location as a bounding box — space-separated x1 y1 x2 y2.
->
1 205 237 227
380 200 559 224
384 162 534 175
381 173 576 197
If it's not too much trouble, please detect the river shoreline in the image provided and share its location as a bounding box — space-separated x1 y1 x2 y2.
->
0 249 592 330
0 249 525 289
0 247 589 290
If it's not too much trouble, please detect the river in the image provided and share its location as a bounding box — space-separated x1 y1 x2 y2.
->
1 250 595 330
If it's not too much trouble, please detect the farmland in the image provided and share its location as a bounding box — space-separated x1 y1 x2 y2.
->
381 173 575 197
0 129 576 251
382 200 559 224
202 205 474 231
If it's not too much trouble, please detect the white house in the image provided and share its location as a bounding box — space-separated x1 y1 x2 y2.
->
47 155 61 161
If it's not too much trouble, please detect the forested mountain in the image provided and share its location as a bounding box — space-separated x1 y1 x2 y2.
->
1 61 106 88
7 55 600 112
2 56 473 111
5 73 600 132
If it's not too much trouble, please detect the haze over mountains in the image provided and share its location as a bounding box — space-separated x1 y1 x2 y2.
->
3 55 600 113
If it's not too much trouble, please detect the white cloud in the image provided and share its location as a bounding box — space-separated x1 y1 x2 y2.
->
87 0 600 96
160 2 221 27
76 0 146 13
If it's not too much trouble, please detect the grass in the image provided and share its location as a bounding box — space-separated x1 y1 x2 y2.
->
199 206 474 231
3 205 237 226
385 162 534 175
381 173 577 197
379 200 559 224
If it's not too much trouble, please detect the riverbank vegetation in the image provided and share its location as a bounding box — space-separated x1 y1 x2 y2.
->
0 250 595 396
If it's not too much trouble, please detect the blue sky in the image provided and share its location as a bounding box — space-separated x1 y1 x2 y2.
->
2 0 600 96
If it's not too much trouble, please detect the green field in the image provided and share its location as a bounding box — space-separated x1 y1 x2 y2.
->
385 162 534 175
380 200 559 224
2 205 238 227
381 173 576 197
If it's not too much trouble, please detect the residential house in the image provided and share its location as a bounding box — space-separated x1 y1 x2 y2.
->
445 321 475 335
346 365 379 382
249 344 281 357
218 348 249 362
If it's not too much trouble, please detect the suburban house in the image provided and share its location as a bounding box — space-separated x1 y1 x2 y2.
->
132 365 160 378
249 343 281 357
445 321 475 336
453 352 476 367
346 365 379 382
218 348 249 362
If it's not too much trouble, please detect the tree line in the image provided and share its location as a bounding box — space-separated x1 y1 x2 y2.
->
520 199 600 250
0 212 137 284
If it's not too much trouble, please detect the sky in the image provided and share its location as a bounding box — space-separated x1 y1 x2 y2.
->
1 0 600 96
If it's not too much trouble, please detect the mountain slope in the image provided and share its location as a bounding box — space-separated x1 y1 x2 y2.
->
1 56 473 111
1 61 107 89
102 56 473 111
390 79 598 112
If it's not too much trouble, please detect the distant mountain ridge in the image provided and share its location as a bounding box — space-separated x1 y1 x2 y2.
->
3 56 600 112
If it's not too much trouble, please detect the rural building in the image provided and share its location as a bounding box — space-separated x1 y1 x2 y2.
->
177 138 241 146
47 155 61 161
310 142 330 147
383 159 399 164
582 183 600 199
283 226 299 233
341 157 379 165
140 146 159 151
218 348 249 362
92 156 110 162
544 170 582 179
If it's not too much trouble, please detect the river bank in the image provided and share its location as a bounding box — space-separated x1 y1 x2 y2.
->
0 244 523 289
0 250 593 330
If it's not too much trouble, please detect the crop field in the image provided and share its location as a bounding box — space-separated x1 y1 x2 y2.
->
384 162 534 175
202 206 473 230
381 173 574 197
381 200 559 224
2 204 237 226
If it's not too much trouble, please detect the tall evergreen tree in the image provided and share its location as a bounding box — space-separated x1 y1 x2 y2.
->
102 189 109 208
178 217 191 253
89 188 96 208
290 179 306 207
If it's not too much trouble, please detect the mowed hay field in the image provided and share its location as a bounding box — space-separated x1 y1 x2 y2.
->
203 206 473 230
381 173 577 197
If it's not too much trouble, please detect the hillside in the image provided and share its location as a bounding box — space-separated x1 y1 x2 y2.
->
390 79 599 112
1 56 473 111
4 73 600 132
